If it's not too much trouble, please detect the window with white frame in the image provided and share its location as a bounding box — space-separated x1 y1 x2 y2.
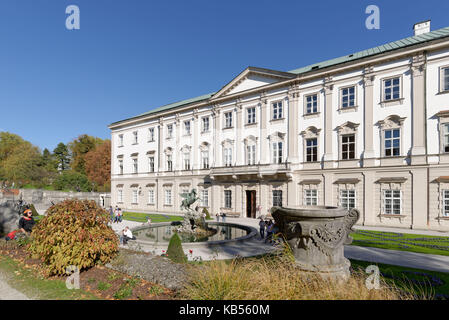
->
273 190 283 207
167 124 173 139
272 142 283 164
118 134 124 147
201 189 209 207
443 190 449 217
383 189 401 215
224 190 232 208
184 120 191 135
148 128 155 142
183 152 191 170
341 135 356 160
132 158 138 174
341 86 356 108
305 94 318 114
133 131 138 144
247 107 256 124
304 189 318 206
383 77 401 101
148 189 155 204
443 123 449 153
224 112 233 128
167 154 173 171
132 189 138 204
117 189 123 203
340 190 356 209
118 159 123 175
384 129 400 157
272 101 283 120
201 151 209 169
224 147 232 166
442 67 449 92
165 189 172 205
247 145 256 165
148 156 154 172
306 138 318 162
202 117 210 132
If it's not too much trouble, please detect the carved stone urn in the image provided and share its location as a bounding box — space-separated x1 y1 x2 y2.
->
271 206 360 280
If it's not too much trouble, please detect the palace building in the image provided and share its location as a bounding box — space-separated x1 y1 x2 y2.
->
109 21 449 231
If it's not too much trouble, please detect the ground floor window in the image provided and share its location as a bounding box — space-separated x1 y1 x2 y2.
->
117 189 123 203
443 190 449 217
304 189 318 206
340 190 356 209
224 190 232 208
132 189 138 204
273 190 283 207
148 189 155 204
201 189 209 207
165 189 172 205
383 189 401 215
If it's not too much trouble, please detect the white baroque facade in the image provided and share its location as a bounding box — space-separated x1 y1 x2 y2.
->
109 23 449 231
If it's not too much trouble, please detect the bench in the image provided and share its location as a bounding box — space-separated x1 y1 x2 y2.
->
222 212 240 218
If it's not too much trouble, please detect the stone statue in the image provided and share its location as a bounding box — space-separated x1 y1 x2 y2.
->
271 206 360 280
178 189 204 233
180 189 200 211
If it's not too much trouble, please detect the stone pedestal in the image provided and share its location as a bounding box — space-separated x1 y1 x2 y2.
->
271 206 360 280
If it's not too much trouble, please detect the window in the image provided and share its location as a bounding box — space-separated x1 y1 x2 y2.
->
184 121 191 135
117 189 123 203
132 189 138 204
118 159 123 175
201 151 209 169
224 112 233 128
148 128 155 142
183 152 190 170
224 147 232 167
305 94 318 114
443 190 449 217
148 157 154 172
167 124 173 139
165 189 172 205
383 77 401 101
383 190 401 215
340 190 356 209
132 158 138 174
224 190 232 208
341 135 355 160
273 190 283 207
443 124 449 153
133 131 138 144
272 142 283 164
272 101 283 120
306 138 318 162
304 189 318 206
247 145 256 165
247 107 256 124
201 190 209 207
442 67 449 92
202 117 210 132
384 129 400 157
118 134 124 147
167 155 173 172
341 86 356 108
148 189 155 204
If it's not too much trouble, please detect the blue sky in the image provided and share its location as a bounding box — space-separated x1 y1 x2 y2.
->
0 0 448 151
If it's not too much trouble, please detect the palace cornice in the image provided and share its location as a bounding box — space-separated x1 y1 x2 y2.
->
109 38 449 131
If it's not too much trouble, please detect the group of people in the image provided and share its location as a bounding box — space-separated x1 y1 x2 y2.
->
119 226 136 245
108 206 123 223
215 212 227 222
258 218 280 244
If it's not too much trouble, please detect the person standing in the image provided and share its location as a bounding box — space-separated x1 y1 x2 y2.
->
258 218 266 239
118 208 123 223
265 220 274 243
221 212 226 222
109 206 114 223
216 213 220 222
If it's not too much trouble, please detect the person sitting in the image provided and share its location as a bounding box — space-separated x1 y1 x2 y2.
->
19 209 35 235
121 227 136 245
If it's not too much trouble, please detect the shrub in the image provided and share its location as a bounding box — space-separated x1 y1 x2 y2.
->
166 233 187 264
202 207 211 220
28 199 119 275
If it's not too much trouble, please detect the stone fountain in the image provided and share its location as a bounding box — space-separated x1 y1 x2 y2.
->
271 206 360 280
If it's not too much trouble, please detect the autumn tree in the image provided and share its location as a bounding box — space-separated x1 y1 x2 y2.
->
68 134 103 175
85 140 111 191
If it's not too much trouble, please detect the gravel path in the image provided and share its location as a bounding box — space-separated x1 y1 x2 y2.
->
0 272 29 300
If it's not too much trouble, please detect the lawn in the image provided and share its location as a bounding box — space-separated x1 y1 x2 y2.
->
350 259 449 299
350 229 449 256
122 211 184 223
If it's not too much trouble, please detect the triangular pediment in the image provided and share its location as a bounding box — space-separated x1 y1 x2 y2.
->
213 67 295 99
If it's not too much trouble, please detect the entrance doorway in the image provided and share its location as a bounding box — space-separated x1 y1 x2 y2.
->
246 190 257 218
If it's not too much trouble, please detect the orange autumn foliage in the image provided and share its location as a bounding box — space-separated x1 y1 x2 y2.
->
84 140 111 190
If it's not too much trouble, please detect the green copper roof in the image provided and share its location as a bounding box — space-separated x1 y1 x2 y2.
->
288 26 449 75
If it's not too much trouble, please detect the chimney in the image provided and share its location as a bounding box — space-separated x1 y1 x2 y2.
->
413 20 431 36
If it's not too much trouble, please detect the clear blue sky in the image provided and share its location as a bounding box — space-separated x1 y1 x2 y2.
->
1 0 448 151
